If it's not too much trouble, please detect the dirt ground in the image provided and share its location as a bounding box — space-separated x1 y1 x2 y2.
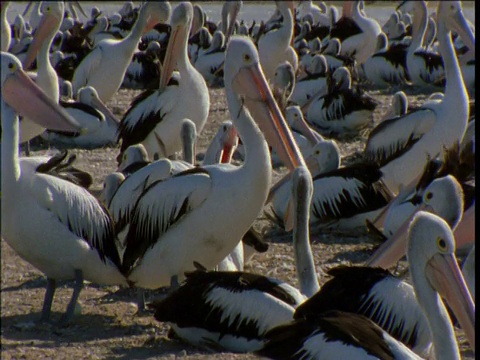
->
1 86 474 359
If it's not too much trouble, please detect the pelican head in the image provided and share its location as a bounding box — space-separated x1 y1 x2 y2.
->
366 175 465 269
305 139 341 175
225 36 305 172
407 211 475 352
117 144 149 171
437 1 475 51
23 1 64 69
1 52 80 132
159 2 192 89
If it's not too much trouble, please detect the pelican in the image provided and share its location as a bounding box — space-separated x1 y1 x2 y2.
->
117 2 210 161
220 0 242 44
119 31 305 293
258 1 297 82
257 212 475 359
268 141 393 231
194 30 227 87
363 1 472 194
290 55 328 108
297 0 330 27
1 52 126 323
42 86 120 149
202 120 239 166
329 1 382 66
360 32 410 88
19 1 64 143
1 1 11 52
367 175 470 270
305 66 377 136
72 2 171 102
122 41 162 90
399 1 445 88
150 166 318 352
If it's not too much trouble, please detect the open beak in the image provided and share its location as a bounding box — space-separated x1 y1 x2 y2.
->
224 1 241 44
366 203 430 268
3 67 81 132
159 23 189 90
426 252 475 351
233 62 306 173
220 126 238 163
23 12 59 69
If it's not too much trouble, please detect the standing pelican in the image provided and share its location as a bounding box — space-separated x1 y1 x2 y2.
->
258 1 297 81
364 1 472 194
1 1 11 52
117 2 210 161
72 2 171 102
20 1 64 143
1 52 126 323
120 31 305 293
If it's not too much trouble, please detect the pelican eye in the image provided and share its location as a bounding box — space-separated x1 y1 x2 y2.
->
8 62 15 70
425 192 433 201
437 237 447 251
243 53 252 62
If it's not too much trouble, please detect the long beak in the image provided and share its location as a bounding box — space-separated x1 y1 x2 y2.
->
453 203 475 251
426 252 475 351
23 13 59 69
233 62 306 173
91 95 121 125
3 68 81 132
71 1 88 20
224 2 241 44
451 8 475 53
159 24 188 90
22 1 33 17
366 203 430 268
293 116 323 146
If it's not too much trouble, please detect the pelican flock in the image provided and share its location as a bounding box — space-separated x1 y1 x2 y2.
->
1 1 475 359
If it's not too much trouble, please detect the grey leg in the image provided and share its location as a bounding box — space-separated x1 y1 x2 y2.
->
61 269 83 324
136 288 146 312
40 278 56 322
170 275 179 291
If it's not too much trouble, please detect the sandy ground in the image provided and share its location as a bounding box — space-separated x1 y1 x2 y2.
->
1 86 474 359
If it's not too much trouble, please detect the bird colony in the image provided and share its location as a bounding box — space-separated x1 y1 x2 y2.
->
0 1 475 359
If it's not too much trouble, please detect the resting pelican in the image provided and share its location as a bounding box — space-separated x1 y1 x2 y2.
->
72 2 171 102
331 0 383 66
120 31 305 291
43 86 120 149
1 52 126 323
364 1 472 194
117 2 210 160
257 211 475 359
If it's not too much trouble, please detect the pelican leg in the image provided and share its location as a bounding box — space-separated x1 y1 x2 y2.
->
170 275 179 291
61 269 83 324
40 278 56 322
136 288 146 313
